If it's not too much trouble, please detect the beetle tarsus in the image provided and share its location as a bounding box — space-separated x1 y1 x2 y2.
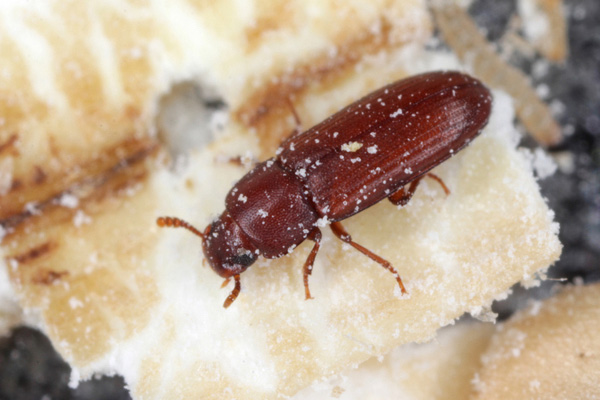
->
302 228 322 300
330 221 407 295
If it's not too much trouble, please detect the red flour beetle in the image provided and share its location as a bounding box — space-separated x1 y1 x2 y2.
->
158 71 492 307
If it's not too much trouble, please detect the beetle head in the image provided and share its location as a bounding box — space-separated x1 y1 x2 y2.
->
202 211 259 278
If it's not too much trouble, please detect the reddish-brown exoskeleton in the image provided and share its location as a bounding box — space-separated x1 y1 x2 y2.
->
157 71 492 307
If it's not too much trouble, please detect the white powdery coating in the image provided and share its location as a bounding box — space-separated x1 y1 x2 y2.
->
24 202 40 215
532 59 550 79
367 145 378 154
296 168 307 178
535 83 550 99
485 91 522 147
209 109 229 132
59 193 79 209
389 108 403 118
314 216 330 227
518 147 558 180
518 0 551 46
73 210 92 227
1 8 69 111
69 297 84 309
531 148 557 179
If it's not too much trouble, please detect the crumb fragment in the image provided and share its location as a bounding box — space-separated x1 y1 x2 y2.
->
341 142 363 152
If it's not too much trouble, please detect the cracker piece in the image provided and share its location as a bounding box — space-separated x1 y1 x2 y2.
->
1 89 561 399
0 1 562 399
295 322 494 399
472 284 600 399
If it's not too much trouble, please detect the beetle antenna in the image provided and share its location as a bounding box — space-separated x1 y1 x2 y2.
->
157 216 205 241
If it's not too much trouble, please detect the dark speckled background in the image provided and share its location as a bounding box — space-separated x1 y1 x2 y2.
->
1 1 599 398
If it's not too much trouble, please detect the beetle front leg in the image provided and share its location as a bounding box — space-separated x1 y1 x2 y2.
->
223 274 241 308
302 227 322 300
388 173 450 207
330 221 407 294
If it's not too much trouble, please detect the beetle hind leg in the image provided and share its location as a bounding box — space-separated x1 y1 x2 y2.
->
330 221 407 294
388 177 423 207
302 228 322 300
426 173 450 196
388 173 450 207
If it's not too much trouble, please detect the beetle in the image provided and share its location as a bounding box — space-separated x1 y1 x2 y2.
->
157 71 492 307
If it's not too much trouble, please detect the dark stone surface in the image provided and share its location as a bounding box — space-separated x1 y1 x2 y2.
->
0 327 71 400
469 0 517 41
0 327 131 400
471 0 600 319
1 0 599 397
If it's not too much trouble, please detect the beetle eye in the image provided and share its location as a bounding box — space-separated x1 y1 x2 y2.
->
232 249 255 267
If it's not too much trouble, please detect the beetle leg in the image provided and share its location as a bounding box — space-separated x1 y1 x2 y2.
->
302 227 322 300
388 177 423 207
330 221 407 294
285 97 303 138
425 173 450 195
219 154 259 169
223 274 241 308
388 173 450 207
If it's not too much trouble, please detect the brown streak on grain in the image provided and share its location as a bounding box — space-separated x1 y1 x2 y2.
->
125 105 141 120
0 136 159 222
235 17 394 129
0 134 18 155
48 134 60 160
32 269 69 285
0 139 159 231
185 178 194 190
10 179 22 191
33 166 47 184
12 242 57 264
